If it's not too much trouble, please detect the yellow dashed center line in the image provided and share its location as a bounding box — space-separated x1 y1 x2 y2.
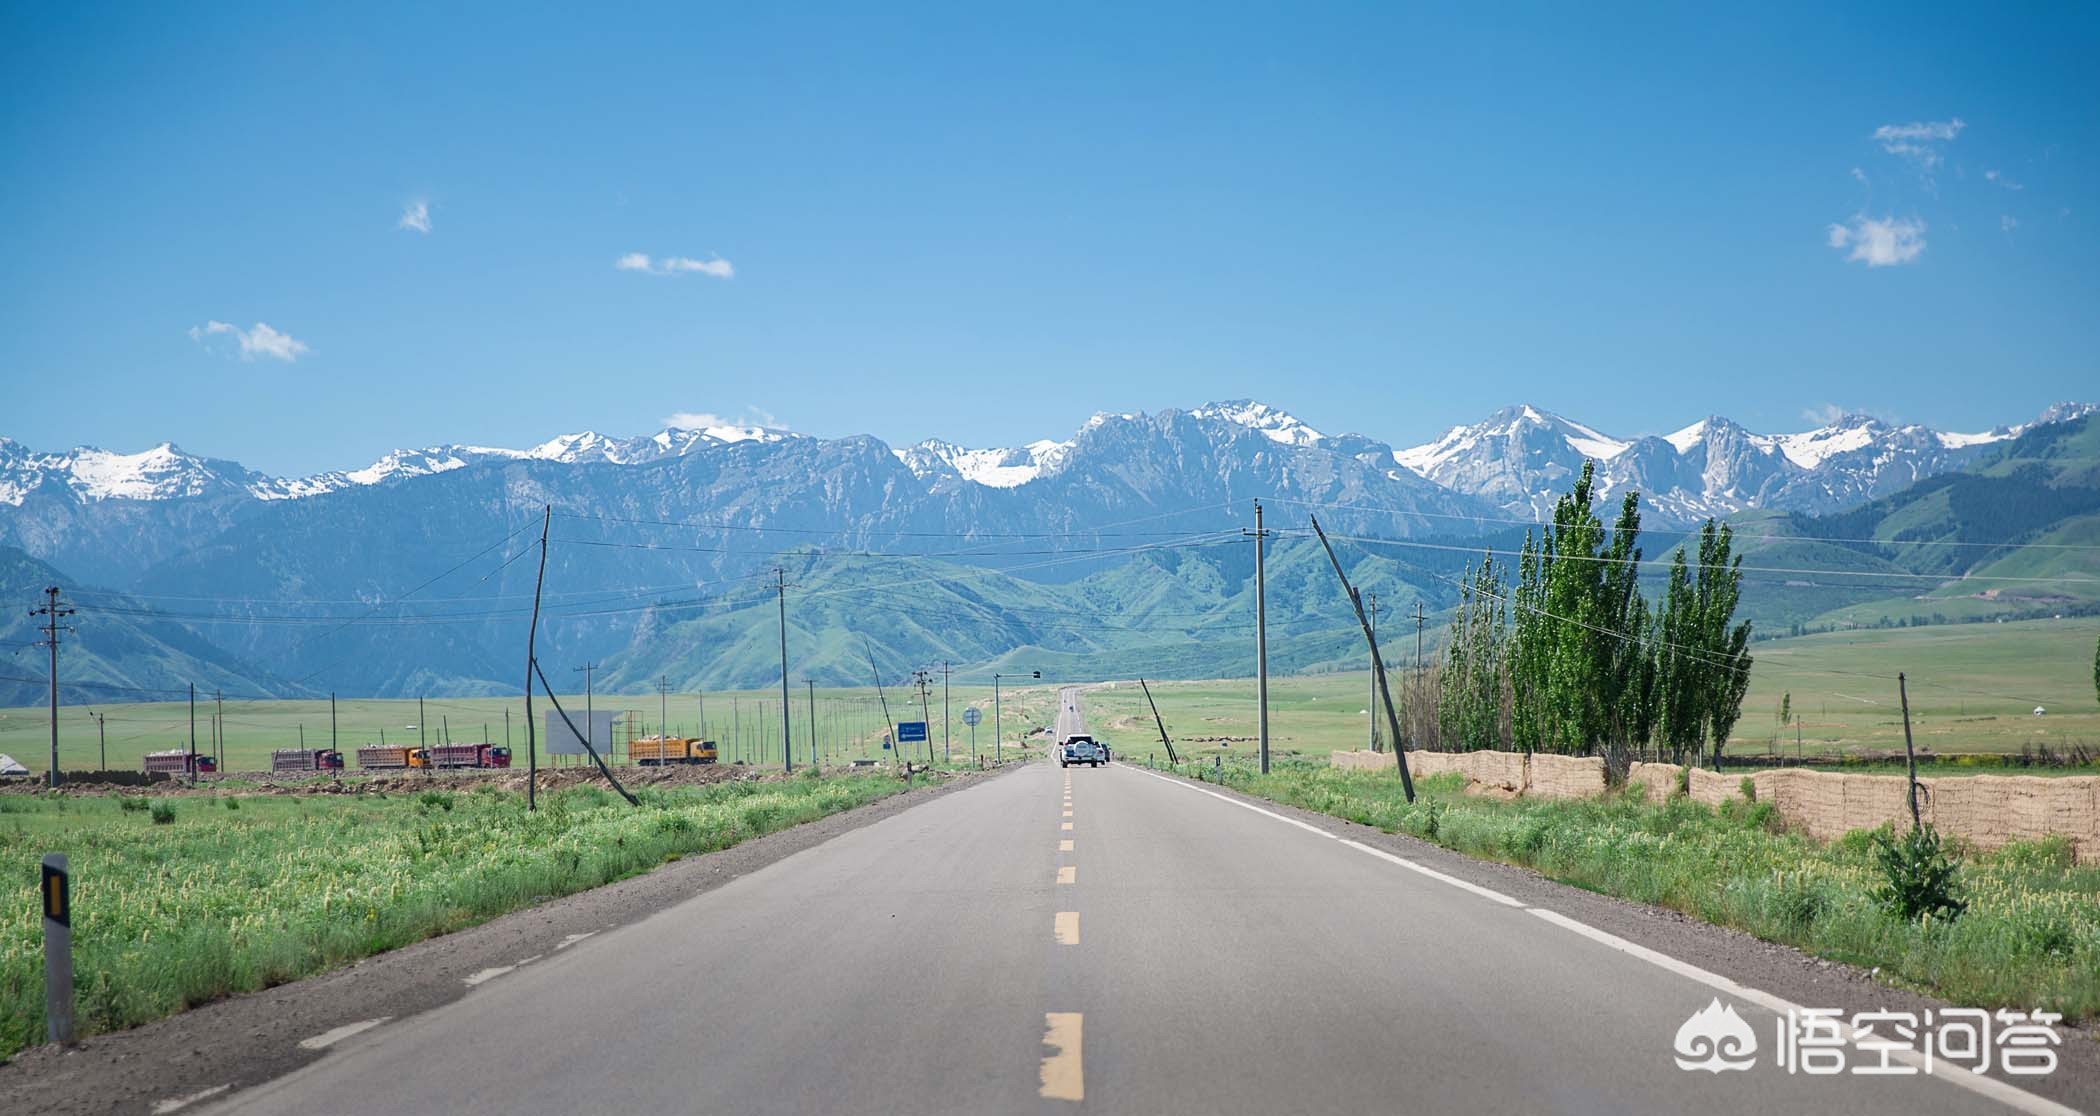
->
1057 865 1076 884
1060 821 1073 831
1054 911 1080 945
1062 809 1073 817
1059 839 1074 852
1039 1012 1084 1101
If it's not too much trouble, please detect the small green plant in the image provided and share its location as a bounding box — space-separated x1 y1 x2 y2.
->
1738 777 1757 802
1871 823 1967 922
415 790 455 812
223 796 241 811
149 800 176 825
116 794 148 813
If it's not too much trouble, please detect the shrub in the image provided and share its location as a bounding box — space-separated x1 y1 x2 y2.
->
1738 777 1757 802
116 795 148 813
1871 823 1966 923
223 796 240 811
415 790 455 812
149 800 176 825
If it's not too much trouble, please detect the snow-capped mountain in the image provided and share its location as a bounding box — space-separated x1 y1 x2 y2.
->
1396 402 2097 522
0 438 269 505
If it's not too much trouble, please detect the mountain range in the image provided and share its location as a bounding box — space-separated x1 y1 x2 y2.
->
0 399 2093 703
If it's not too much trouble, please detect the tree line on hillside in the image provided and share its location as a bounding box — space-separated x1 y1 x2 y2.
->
1430 461 1752 773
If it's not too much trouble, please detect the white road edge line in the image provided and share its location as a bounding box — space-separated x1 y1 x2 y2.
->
1123 763 2076 1116
151 1085 230 1114
462 965 516 987
297 1016 392 1050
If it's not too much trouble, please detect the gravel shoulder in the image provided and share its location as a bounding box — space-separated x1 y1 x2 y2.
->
0 767 1012 1116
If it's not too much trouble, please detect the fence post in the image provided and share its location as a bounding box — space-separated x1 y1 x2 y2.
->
42 852 73 1044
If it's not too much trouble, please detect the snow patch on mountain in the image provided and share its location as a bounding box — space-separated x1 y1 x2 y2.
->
1189 400 1326 446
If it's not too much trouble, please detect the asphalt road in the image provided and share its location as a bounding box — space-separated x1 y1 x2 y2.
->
207 698 2072 1115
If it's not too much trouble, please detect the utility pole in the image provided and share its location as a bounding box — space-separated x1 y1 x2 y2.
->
658 676 670 750
331 692 338 754
188 683 198 787
1244 501 1271 774
215 690 224 771
1412 600 1428 751
31 586 74 788
807 680 819 772
775 568 793 774
941 661 952 763
91 711 105 772
573 663 597 765
911 669 935 767
1898 672 1921 830
1366 591 1379 753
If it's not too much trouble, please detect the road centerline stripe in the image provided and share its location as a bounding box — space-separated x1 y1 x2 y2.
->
1039 1012 1084 1101
1057 866 1076 884
1059 839 1074 851
1054 911 1080 945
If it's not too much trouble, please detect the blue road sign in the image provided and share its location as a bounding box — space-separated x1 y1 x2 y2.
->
961 707 982 727
897 720 929 743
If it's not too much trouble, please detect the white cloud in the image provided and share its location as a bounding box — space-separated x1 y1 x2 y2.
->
1984 169 2023 190
662 406 782 432
1825 214 1926 267
1850 167 1868 185
188 320 310 361
1872 118 1964 173
1801 403 1848 426
1874 118 1965 145
398 200 431 233
2001 215 2019 232
615 252 734 278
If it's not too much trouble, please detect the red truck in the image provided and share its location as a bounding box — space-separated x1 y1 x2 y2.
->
143 750 217 775
426 743 512 769
271 748 345 773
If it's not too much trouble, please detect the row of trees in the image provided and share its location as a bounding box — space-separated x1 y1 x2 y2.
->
1436 462 1753 771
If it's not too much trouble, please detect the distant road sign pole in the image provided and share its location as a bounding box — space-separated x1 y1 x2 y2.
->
962 705 982 760
42 853 72 1044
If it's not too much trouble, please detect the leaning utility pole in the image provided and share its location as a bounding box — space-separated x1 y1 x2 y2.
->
1245 501 1271 774
31 587 75 788
1898 672 1921 830
1138 678 1179 764
524 506 551 811
1309 514 1416 802
775 568 793 774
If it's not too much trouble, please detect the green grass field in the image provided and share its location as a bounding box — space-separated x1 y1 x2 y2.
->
0 772 912 1059
4 616 2096 776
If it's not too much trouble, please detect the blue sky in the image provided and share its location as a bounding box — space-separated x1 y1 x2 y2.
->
2 2 2095 476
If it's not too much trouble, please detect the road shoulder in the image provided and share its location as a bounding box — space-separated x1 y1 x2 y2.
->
1121 763 2100 1114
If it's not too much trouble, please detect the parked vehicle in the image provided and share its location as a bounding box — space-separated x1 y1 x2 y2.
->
357 745 418 770
1060 735 1105 768
630 736 718 765
271 748 345 773
143 750 217 775
426 743 512 769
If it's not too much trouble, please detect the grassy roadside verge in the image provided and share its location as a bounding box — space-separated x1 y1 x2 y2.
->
1171 759 2100 1021
0 772 915 1059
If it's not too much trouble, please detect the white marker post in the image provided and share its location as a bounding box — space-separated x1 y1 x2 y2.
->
42 852 73 1043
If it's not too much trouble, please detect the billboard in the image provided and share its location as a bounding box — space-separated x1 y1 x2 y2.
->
543 710 621 756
